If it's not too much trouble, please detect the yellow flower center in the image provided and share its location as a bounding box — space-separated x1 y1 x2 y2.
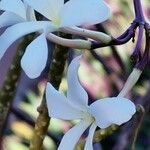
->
52 14 61 28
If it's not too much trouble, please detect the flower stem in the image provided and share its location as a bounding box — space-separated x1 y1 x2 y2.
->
29 33 70 150
133 0 145 22
136 23 150 70
131 25 144 63
0 35 34 145
47 33 91 49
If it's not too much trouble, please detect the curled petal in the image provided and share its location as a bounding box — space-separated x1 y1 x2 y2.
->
0 12 24 28
0 0 26 19
67 56 88 111
25 0 64 21
46 83 84 120
0 21 54 61
89 97 136 129
84 122 97 150
58 119 92 150
21 34 48 79
61 0 111 27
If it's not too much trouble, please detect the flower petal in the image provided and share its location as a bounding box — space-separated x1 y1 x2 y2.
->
89 97 136 129
25 0 64 21
23 1 36 21
0 21 54 60
0 12 24 28
0 0 26 19
60 0 111 27
67 56 88 111
84 122 97 150
21 34 47 78
58 119 92 150
47 0 64 20
46 83 84 120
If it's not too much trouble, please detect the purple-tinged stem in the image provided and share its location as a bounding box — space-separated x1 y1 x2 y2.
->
133 0 145 22
91 21 138 49
117 21 138 40
91 0 146 50
131 25 144 63
136 24 150 70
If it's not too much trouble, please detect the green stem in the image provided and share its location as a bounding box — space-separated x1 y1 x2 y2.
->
29 34 70 150
0 35 34 143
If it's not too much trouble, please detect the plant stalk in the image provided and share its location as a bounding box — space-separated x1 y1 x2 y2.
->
29 34 71 150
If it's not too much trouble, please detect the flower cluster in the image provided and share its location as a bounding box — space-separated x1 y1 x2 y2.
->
0 0 140 150
0 0 110 78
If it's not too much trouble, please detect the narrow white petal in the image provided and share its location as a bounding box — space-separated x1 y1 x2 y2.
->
89 97 136 129
0 0 26 19
21 34 47 79
84 123 97 150
58 119 92 150
0 21 54 61
67 56 88 111
60 0 111 27
25 0 64 21
0 12 24 28
26 6 36 21
46 83 84 120
23 1 36 21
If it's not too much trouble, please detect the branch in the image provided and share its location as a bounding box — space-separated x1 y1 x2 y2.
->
0 35 35 146
29 34 71 150
11 106 59 143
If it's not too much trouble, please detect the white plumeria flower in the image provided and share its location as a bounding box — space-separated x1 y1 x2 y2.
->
46 56 136 150
0 0 54 78
0 0 110 79
25 0 110 28
25 0 112 43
